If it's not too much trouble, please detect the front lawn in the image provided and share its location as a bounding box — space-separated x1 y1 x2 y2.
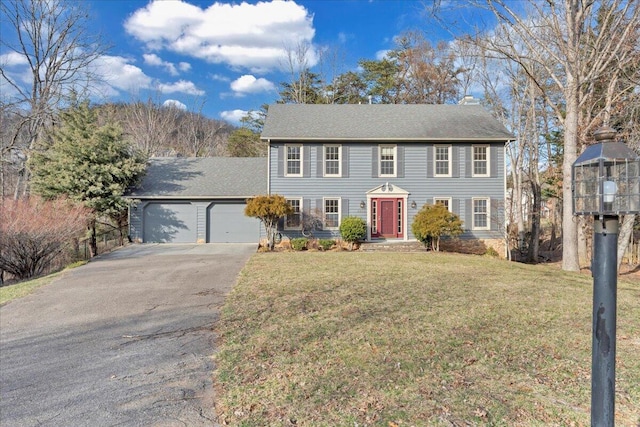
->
214 252 640 426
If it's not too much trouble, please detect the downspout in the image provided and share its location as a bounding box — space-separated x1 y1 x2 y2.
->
266 138 271 195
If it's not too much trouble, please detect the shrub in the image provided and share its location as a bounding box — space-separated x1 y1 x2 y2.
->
318 239 335 251
290 237 308 251
0 197 90 282
245 195 292 250
411 204 463 251
339 216 367 250
485 246 500 257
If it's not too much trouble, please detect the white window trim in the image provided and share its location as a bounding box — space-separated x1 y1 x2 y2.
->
323 197 341 230
472 145 490 177
323 144 342 177
285 144 303 177
472 197 491 231
434 145 452 177
284 197 303 230
433 197 453 212
378 144 397 178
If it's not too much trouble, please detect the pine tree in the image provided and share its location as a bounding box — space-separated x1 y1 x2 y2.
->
29 101 147 256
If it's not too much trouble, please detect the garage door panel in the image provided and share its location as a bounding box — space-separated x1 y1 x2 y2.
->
144 203 197 243
208 203 260 243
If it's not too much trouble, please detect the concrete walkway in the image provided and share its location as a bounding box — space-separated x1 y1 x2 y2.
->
0 243 255 427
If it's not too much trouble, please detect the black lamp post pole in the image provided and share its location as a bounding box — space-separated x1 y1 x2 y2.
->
591 215 618 427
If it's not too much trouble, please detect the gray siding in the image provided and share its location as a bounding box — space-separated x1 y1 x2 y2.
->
269 141 505 240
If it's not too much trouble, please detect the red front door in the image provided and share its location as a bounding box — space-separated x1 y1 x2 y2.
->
372 198 403 238
379 200 396 237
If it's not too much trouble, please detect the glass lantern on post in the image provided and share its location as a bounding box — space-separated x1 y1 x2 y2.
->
572 126 640 427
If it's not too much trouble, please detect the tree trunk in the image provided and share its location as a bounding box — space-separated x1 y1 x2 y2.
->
561 80 580 271
527 181 541 263
617 214 636 272
577 217 590 267
89 219 98 257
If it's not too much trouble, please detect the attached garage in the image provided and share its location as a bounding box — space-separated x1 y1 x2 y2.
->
208 202 260 243
143 202 197 243
126 157 267 244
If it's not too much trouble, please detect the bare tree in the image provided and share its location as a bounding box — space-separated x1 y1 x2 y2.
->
456 0 640 271
0 0 107 197
120 98 180 157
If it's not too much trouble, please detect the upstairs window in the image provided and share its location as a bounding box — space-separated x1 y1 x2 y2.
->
324 145 341 177
473 145 490 177
379 145 396 177
434 145 452 177
285 145 303 177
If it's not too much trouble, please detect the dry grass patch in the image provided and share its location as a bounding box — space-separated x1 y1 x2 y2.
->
214 252 640 426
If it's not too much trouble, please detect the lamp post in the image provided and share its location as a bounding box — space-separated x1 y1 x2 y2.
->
572 127 640 426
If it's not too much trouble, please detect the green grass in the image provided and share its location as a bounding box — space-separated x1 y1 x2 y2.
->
214 252 640 426
0 260 88 305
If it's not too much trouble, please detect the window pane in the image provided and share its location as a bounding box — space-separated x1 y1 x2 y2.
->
325 146 340 175
435 146 449 175
474 199 488 228
324 199 339 228
435 198 449 211
473 146 488 175
380 146 395 175
286 199 301 228
287 146 301 175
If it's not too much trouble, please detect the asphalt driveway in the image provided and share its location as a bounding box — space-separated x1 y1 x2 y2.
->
0 243 256 427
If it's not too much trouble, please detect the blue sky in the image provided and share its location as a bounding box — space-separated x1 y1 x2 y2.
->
2 0 489 124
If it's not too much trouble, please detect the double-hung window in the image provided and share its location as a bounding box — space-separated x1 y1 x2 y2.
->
434 145 452 177
472 197 490 230
285 144 303 177
434 197 452 212
379 145 396 177
285 198 302 229
324 145 341 177
323 198 340 229
472 145 490 177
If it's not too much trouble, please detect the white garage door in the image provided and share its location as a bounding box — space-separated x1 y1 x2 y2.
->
143 203 197 243
208 202 260 243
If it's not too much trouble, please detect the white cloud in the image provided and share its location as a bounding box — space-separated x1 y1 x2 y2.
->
178 62 191 72
124 0 317 71
0 51 29 67
210 73 230 82
157 79 204 95
375 50 390 60
143 53 179 76
220 109 247 123
97 55 153 93
230 74 275 96
163 99 187 110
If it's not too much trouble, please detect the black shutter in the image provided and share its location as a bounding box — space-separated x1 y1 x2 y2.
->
397 145 405 178
342 145 349 178
426 144 433 178
303 145 311 178
277 145 284 177
465 198 472 232
317 146 323 178
341 198 349 218
316 199 324 230
465 145 472 178
490 145 499 178
452 145 460 178
372 146 378 177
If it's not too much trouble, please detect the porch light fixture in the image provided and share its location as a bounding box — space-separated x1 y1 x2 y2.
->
410 200 417 209
572 126 640 427
360 201 366 209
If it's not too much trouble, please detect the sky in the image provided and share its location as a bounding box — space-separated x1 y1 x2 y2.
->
1 0 490 125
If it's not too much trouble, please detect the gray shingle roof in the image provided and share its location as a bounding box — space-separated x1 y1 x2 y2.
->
126 157 267 199
261 104 514 141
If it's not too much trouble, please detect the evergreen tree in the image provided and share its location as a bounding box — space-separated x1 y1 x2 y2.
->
29 101 147 256
411 204 463 251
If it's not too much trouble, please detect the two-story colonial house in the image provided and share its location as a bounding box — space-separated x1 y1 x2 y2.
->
261 103 514 246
